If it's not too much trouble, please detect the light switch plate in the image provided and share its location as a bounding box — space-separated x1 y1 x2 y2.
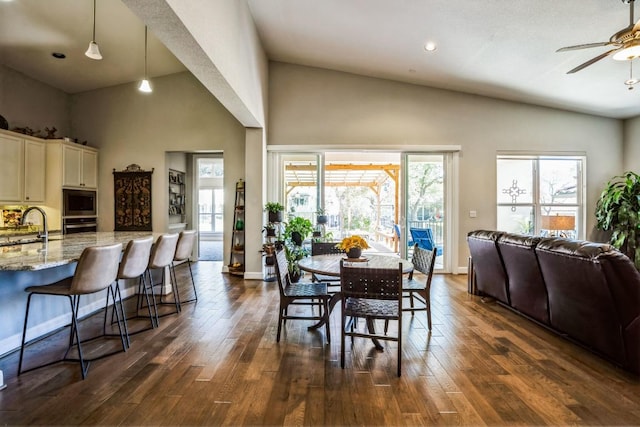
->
469 210 477 218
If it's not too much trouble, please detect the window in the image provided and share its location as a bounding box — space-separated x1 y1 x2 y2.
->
497 155 584 239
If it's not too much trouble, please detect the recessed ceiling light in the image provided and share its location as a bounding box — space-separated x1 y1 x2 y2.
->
424 41 437 52
51 52 66 59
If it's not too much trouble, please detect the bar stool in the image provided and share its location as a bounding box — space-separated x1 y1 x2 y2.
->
147 233 180 317
108 236 155 341
18 243 124 380
170 230 198 304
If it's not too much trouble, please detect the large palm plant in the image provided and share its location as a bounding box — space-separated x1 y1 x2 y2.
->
595 171 640 270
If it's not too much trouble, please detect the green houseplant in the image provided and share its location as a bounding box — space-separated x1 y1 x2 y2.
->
284 216 314 246
264 202 284 223
595 171 640 270
284 243 307 282
316 207 328 225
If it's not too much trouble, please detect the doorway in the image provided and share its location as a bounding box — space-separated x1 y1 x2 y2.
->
195 155 224 261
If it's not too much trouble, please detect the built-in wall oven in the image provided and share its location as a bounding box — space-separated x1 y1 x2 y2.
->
63 189 98 234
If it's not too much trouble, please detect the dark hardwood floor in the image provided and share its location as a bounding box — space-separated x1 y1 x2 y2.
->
0 261 638 426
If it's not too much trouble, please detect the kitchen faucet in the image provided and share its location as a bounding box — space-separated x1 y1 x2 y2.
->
21 206 48 241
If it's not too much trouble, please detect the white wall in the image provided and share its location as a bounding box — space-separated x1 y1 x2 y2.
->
623 117 640 172
268 62 624 270
0 64 70 137
70 72 246 265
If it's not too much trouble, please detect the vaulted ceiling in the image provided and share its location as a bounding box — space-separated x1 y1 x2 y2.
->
1 0 639 120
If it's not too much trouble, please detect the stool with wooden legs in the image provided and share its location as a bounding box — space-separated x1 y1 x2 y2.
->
18 243 124 380
146 233 180 317
170 230 198 304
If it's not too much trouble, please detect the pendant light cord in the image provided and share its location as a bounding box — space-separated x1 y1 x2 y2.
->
144 26 148 78
92 0 96 41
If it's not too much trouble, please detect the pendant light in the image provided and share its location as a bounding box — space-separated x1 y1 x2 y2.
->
138 26 152 93
85 0 102 60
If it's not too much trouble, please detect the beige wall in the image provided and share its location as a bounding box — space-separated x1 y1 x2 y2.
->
0 64 70 136
70 72 246 265
623 117 640 172
268 62 624 270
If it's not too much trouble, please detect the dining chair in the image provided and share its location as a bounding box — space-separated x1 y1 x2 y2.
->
273 249 331 343
110 236 155 338
340 260 403 376
403 243 437 330
310 241 344 289
18 243 124 380
147 233 180 318
170 230 198 304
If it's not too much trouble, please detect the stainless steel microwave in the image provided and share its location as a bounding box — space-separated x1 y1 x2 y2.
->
63 189 97 217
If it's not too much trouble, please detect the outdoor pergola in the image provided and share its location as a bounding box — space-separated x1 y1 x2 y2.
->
284 162 400 227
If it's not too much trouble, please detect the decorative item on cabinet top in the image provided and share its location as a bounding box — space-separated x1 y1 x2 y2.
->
113 164 153 232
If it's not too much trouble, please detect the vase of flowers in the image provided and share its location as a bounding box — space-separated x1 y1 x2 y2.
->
336 235 370 259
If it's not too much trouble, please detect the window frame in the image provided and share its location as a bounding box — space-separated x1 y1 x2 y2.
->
496 153 586 239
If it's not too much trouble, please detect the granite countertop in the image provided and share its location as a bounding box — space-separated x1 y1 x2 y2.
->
0 231 157 271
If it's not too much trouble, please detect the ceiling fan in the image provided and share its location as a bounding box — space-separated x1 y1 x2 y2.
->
557 0 640 74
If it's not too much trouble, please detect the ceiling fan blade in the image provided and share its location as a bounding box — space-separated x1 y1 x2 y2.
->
556 42 609 52
566 49 619 74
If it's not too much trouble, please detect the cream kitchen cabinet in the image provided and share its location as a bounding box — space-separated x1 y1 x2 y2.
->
61 144 98 189
0 131 46 203
23 140 46 202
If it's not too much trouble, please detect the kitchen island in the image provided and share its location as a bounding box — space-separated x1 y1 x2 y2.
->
0 231 157 357
0 231 157 271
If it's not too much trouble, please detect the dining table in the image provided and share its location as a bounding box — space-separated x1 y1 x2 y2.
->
298 253 414 278
298 253 413 349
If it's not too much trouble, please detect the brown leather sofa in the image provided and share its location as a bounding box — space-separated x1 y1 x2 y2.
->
467 230 640 375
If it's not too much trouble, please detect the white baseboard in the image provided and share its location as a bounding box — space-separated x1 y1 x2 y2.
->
244 272 265 280
456 266 469 274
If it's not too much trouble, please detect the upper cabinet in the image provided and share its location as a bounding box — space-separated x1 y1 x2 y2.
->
0 131 45 203
23 140 46 202
62 144 98 189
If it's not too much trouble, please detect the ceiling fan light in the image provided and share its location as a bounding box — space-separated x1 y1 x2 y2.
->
138 78 152 93
85 41 102 60
613 44 640 61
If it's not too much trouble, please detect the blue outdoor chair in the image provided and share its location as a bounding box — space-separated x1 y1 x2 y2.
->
409 227 443 256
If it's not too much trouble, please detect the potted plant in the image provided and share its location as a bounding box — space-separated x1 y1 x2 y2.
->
316 207 328 225
595 171 640 270
263 223 277 238
336 235 370 259
284 243 307 282
263 243 276 265
284 216 314 246
264 202 284 223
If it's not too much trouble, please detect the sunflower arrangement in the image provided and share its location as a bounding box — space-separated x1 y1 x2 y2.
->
335 235 370 251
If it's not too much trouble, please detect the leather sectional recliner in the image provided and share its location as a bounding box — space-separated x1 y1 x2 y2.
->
467 230 640 375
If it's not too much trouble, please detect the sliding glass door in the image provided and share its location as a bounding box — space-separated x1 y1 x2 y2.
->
268 149 455 272
404 154 446 270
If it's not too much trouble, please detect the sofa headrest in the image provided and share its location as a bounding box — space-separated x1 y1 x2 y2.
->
536 237 616 260
498 232 542 248
467 230 504 242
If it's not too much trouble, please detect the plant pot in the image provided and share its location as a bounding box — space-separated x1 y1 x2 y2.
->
265 255 275 266
290 269 301 283
346 248 362 259
291 231 303 246
265 227 276 237
317 215 328 224
268 211 282 223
